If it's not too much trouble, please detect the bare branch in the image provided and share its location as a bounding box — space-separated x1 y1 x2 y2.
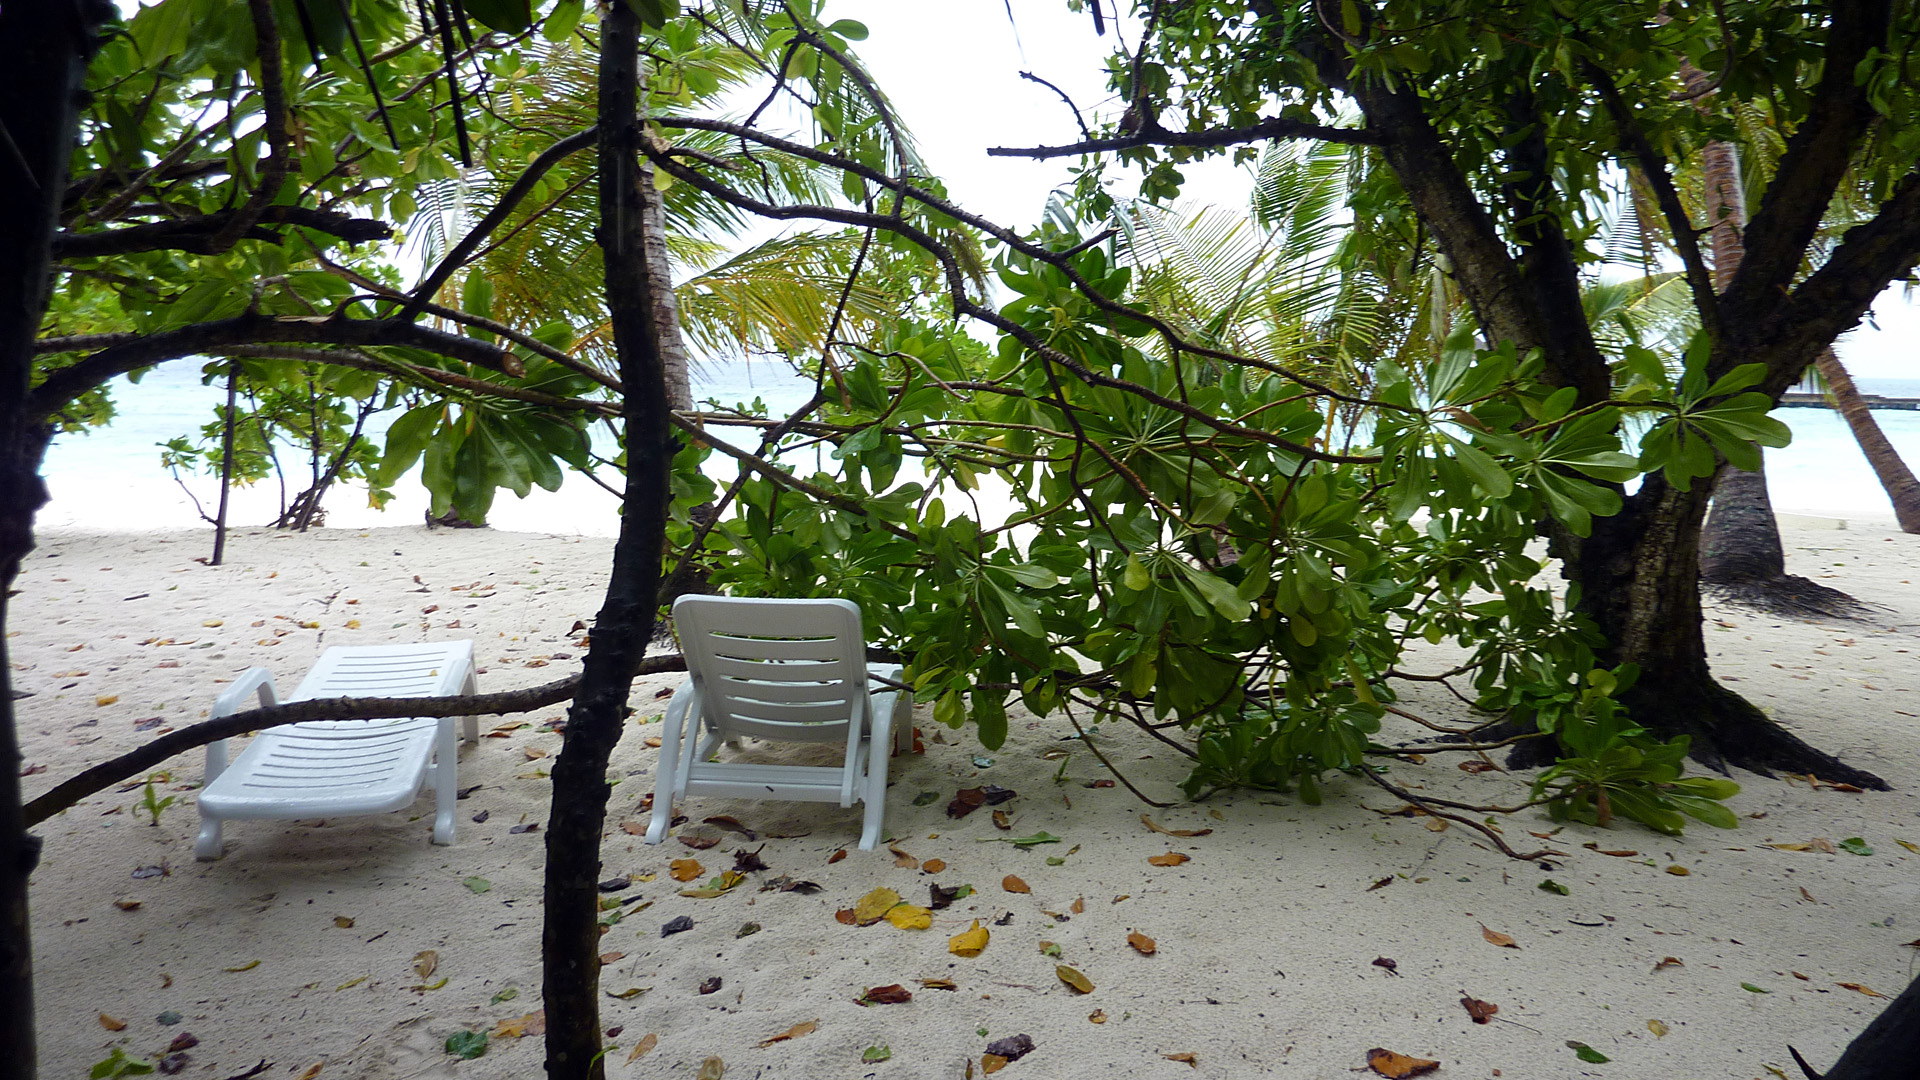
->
52 205 391 259
987 113 1386 159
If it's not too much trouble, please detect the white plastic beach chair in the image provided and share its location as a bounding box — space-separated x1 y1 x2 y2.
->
645 596 911 851
195 641 478 860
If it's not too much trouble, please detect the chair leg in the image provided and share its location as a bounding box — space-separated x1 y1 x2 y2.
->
645 684 696 844
431 716 458 846
194 816 225 860
858 711 893 852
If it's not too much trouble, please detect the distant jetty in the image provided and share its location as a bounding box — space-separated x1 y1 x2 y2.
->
1779 391 1920 411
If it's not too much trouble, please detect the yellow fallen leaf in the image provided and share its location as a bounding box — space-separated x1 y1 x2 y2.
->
523 747 548 760
1147 852 1190 867
1002 875 1030 894
1088 1009 1107 1023
95 695 118 707
949 919 989 956
202 620 223 628
1140 814 1212 838
1647 1018 1669 1038
1766 842 1814 851
1665 865 1691 876
1423 817 1450 832
412 950 438 980
1479 923 1518 949
643 736 663 748
1896 839 1919 854
625 1033 658 1064
98 1013 126 1031
922 858 947 874
344 619 360 630
294 1062 324 1080
224 959 261 972
335 975 368 991
1368 1048 1440 1078
1070 896 1085 914
756 1019 817 1047
670 859 705 882
1128 931 1157 955
299 620 320 629
1056 965 1094 993
1163 1052 1198 1067
982 1054 1008 1074
854 887 903 926
885 904 932 930
1837 982 1886 998
333 915 354 928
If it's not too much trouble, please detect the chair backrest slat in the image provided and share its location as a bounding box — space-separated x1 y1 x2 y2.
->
674 596 869 745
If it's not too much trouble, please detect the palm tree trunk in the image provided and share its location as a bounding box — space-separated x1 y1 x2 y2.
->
1814 348 1920 533
638 146 692 411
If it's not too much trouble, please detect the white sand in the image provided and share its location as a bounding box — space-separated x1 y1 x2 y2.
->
13 520 1920 1079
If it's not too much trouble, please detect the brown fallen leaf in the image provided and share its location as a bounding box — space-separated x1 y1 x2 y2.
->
1799 886 1818 903
113 900 141 912
917 978 958 990
1665 865 1691 876
991 809 1012 830
1794 971 1811 980
678 835 720 850
492 1010 547 1038
1458 759 1501 773
1147 852 1190 867
1423 817 1450 832
891 844 919 870
1141 814 1213 838
1070 896 1085 914
922 858 947 874
827 849 848 865
1837 982 1887 998
859 984 913 1005
1653 956 1684 972
698 976 723 995
1367 876 1393 892
1088 1009 1107 1023
98 1013 127 1031
412 950 438 980
981 1054 1008 1075
1002 875 1031 894
756 1019 817 1047
703 815 757 840
599 951 625 965
619 821 648 836
1583 843 1640 856
1479 923 1518 948
834 909 857 925
1811 837 1839 854
642 736 663 748
625 1033 658 1064
523 747 547 760
1368 1047 1441 1078
1460 992 1498 1023
1163 1052 1198 1067
1372 957 1399 976
1056 965 1094 993
332 915 353 928
948 788 987 819
1128 931 1157 956
293 1062 323 1080
670 859 705 882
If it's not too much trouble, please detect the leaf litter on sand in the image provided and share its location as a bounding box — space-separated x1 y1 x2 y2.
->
1479 923 1518 948
1460 993 1497 1023
1367 1048 1439 1077
949 919 990 956
1140 814 1212 838
756 1020 817 1047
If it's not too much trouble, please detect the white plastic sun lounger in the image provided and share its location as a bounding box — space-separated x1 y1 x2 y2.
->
195 641 478 859
645 596 910 851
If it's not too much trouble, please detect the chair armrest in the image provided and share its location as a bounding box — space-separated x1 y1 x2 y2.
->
207 669 280 787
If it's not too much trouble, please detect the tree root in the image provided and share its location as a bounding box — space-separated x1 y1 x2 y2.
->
1703 574 1882 621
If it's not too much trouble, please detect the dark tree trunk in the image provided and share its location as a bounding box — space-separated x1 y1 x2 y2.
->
1539 473 1887 789
212 362 240 564
0 2 113 1074
1700 463 1784 581
1798 970 1920 1079
1817 348 1920 533
540 5 674 1078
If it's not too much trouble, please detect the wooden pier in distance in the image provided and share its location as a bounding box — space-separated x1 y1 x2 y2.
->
1778 391 1920 411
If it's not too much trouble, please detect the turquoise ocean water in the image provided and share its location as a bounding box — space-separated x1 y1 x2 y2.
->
34 361 1920 536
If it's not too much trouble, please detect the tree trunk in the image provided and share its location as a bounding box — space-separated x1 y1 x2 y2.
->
1816 348 1920 533
212 362 240 564
1540 473 1887 789
638 150 692 412
1700 461 1785 581
541 5 674 1078
1799 969 1920 1079
0 2 112 1074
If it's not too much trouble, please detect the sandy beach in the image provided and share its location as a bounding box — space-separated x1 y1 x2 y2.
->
12 519 1920 1079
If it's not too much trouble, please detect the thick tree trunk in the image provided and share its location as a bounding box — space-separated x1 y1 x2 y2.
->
1799 969 1920 1079
1 2 112 1074
541 6 674 1078
1816 348 1920 532
638 151 692 412
1541 474 1887 789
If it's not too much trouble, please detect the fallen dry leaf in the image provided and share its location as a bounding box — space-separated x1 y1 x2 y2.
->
619 821 647 836
1423 817 1450 832
828 848 848 865
113 900 141 912
1002 875 1031 894
1811 837 1838 854
949 919 990 956
625 1033 658 1064
1372 957 1399 976
948 788 987 818
1665 865 1691 876
859 984 913 1005
98 1014 126 1031
991 809 1012 830
834 908 857 925
891 844 919 870
492 1010 547 1038
1583 843 1640 856
293 1063 323 1080
1367 876 1393 891
982 1055 1008 1075
1653 956 1684 972
678 834 720 850
413 950 438 980
1837 982 1887 998
1089 1009 1107 1023
922 858 947 874
1800 886 1818 903
1070 896 1085 914
756 1019 817 1047
1368 1047 1441 1078
670 859 705 882
1056 965 1094 994
854 887 903 926
1479 923 1518 948
1458 759 1501 773
1163 1052 1198 1067
1147 852 1190 867
523 747 547 761
332 915 353 928
1461 993 1498 1023
1141 814 1212 838
885 904 932 930
1647 1018 1669 1038
1127 931 1156 956
918 978 958 990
